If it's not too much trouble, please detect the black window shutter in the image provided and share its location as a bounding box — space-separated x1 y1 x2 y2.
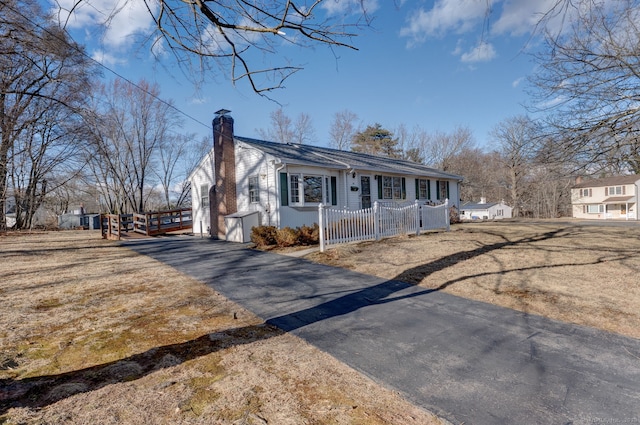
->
401 177 406 199
436 181 441 200
623 186 626 195
415 179 419 200
605 187 608 196
331 176 337 205
446 181 450 199
280 172 288 206
427 179 431 199
377 176 383 199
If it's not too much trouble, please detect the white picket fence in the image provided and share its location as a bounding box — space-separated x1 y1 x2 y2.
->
318 199 450 252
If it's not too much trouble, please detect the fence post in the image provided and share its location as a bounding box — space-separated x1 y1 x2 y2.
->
373 201 380 241
414 200 421 236
445 199 450 232
318 203 326 253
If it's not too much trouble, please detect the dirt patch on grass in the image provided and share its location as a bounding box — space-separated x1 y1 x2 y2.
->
306 221 640 339
0 231 445 424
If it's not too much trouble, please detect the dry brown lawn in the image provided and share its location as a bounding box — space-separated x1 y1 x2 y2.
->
307 220 640 340
2 221 639 424
0 231 445 425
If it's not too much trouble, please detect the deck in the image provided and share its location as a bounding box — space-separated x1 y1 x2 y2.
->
101 208 193 240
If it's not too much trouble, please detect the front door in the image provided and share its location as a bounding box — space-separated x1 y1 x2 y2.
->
361 176 371 209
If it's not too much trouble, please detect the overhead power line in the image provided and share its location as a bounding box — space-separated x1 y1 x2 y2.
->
4 1 211 131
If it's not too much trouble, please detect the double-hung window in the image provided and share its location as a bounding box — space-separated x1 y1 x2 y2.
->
436 180 450 200
248 175 259 203
381 176 404 200
200 184 209 207
416 179 430 200
606 186 625 196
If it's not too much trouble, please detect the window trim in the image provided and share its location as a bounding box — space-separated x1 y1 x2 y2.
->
287 172 334 207
248 175 260 204
200 184 209 208
377 175 406 200
416 178 430 200
606 185 625 196
586 204 604 214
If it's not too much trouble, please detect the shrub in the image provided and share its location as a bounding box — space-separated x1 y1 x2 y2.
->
251 224 320 248
449 206 461 224
275 227 298 247
297 223 319 245
250 225 277 247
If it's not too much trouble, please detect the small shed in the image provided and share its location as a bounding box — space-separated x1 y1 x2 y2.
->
224 211 259 243
461 199 513 220
58 213 101 230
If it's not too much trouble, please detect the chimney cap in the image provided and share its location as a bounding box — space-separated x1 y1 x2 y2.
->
215 109 231 116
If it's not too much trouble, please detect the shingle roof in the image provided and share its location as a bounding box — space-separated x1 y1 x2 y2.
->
573 175 640 188
235 136 463 181
461 201 499 209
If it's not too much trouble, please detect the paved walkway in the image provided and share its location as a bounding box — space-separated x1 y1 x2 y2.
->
125 236 640 425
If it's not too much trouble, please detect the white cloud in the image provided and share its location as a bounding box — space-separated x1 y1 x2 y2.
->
400 0 493 45
52 0 156 48
91 49 126 67
460 42 496 63
512 76 524 88
321 0 380 16
491 0 562 36
399 0 622 49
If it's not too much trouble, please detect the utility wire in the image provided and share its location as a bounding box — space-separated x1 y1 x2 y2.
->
4 0 211 131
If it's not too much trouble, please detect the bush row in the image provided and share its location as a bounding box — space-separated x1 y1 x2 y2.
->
250 224 319 248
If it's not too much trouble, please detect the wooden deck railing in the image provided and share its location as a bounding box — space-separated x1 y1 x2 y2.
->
132 208 193 236
101 208 192 240
100 214 134 240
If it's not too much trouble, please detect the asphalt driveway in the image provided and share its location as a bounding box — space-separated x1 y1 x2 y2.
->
125 236 640 425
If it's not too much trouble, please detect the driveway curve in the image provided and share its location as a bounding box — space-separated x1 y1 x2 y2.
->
125 236 640 425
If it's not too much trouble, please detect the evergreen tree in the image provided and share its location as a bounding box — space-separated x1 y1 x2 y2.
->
351 124 401 158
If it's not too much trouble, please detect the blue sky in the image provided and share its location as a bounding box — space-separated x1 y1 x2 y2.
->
49 0 568 150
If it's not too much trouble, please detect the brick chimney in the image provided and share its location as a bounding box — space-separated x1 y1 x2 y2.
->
210 109 238 239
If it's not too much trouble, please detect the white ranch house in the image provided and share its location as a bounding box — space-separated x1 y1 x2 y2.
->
571 175 640 220
460 199 512 220
190 111 463 240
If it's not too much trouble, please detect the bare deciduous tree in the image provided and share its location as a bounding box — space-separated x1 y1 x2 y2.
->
258 109 316 144
329 110 359 151
85 78 184 214
490 116 538 217
58 0 372 96
292 113 316 145
530 0 640 174
422 126 475 171
0 0 93 230
10 100 87 229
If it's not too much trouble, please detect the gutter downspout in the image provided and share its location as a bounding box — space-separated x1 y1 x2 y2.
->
273 160 285 228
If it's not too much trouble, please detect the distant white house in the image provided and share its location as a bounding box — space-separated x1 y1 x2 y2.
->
571 175 639 220
460 199 513 220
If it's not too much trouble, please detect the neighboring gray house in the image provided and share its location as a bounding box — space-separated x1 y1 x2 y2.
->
58 212 101 230
190 110 463 239
460 199 513 220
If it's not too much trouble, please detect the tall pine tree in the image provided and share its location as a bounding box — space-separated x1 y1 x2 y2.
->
351 124 401 158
